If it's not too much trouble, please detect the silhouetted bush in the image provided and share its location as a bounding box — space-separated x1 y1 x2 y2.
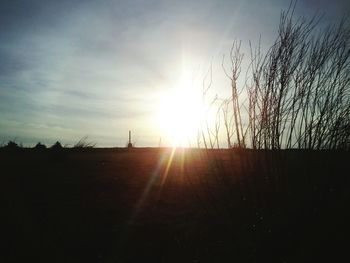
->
34 142 47 150
73 136 95 149
217 4 350 150
3 141 20 150
51 141 63 150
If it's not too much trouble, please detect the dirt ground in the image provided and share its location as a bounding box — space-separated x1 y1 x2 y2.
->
1 148 349 262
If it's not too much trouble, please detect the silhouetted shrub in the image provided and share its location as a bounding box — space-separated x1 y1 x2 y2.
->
73 136 95 149
34 142 47 150
51 141 63 150
4 141 20 150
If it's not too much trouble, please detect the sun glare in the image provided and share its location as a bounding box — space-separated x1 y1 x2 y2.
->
158 70 204 147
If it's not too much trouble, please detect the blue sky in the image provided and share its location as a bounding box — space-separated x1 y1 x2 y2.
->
0 0 349 147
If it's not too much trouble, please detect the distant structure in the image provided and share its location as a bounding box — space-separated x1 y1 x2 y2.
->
127 130 133 148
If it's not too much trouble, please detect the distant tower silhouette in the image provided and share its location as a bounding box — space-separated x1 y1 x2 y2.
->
127 130 133 148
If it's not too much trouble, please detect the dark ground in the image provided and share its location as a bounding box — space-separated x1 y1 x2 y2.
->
1 147 349 262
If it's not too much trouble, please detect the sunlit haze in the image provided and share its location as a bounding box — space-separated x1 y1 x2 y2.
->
0 0 349 147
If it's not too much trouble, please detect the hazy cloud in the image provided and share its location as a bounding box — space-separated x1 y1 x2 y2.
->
1 0 349 146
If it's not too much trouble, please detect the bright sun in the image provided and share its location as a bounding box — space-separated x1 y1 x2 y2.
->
157 70 204 147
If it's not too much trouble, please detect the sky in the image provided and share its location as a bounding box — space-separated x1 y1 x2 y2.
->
0 0 349 147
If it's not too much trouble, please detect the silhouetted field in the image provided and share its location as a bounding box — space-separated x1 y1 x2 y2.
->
1 148 349 262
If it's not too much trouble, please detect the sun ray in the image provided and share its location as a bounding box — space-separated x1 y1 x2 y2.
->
128 153 166 225
161 146 177 187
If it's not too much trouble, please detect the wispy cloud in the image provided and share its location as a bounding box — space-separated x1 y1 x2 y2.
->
1 0 349 146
